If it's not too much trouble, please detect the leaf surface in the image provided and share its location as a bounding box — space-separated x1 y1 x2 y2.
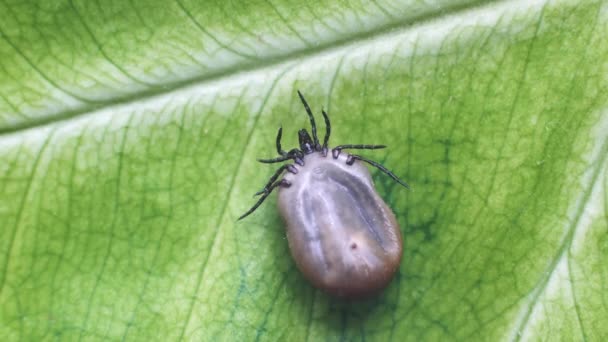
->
1 0 607 340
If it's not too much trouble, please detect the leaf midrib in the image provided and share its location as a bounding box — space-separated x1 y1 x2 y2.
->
0 0 497 136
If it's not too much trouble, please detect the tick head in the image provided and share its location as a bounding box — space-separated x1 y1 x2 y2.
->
298 129 314 154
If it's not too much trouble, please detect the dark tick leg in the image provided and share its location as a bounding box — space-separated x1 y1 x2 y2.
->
275 126 286 156
332 145 386 158
258 155 293 163
238 179 291 220
258 149 304 164
346 154 410 189
321 109 331 156
297 90 320 149
253 164 296 196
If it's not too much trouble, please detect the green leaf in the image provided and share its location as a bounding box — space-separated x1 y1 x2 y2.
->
1 0 607 340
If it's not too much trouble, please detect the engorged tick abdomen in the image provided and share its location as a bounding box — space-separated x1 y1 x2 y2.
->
277 152 403 298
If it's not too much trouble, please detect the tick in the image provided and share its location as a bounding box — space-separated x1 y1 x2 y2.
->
239 91 409 298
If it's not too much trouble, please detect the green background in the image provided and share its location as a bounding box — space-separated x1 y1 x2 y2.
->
1 0 607 340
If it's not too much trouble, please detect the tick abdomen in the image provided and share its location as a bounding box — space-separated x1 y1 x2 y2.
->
278 153 402 298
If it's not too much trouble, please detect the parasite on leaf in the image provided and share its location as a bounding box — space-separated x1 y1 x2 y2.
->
239 91 409 298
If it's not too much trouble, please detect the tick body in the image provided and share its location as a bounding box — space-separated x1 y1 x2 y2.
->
279 153 402 297
239 91 409 298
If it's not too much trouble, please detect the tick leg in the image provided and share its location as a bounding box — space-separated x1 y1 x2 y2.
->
332 145 386 158
297 90 320 149
275 126 286 156
238 179 292 220
346 154 410 189
258 155 293 163
321 109 331 156
253 164 297 196
258 149 304 164
255 178 291 196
